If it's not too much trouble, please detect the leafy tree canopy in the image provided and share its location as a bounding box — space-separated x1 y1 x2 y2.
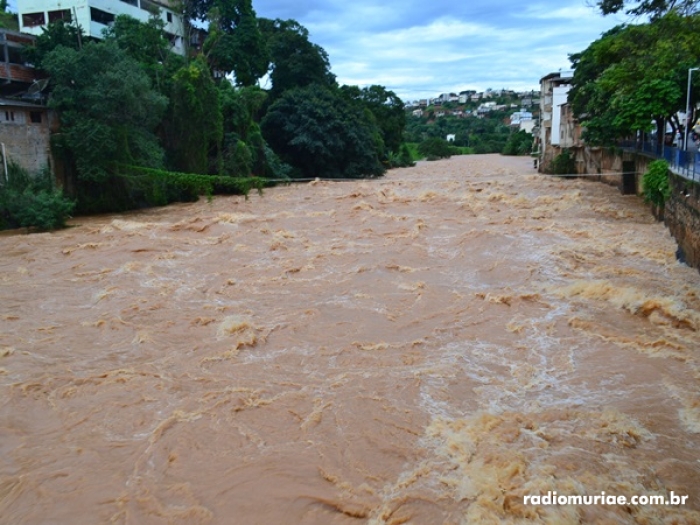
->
596 0 698 18
162 57 223 174
259 18 336 99
23 20 83 67
0 0 18 30
261 84 385 179
43 42 168 181
569 13 700 145
340 85 406 155
202 0 269 86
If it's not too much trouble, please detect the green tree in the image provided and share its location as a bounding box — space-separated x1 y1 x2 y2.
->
218 82 270 176
102 14 185 93
203 0 269 86
259 18 336 100
0 0 18 30
569 13 700 145
502 130 534 156
162 57 223 174
42 42 168 182
261 84 385 179
417 137 453 160
596 0 698 18
22 20 83 67
341 85 406 155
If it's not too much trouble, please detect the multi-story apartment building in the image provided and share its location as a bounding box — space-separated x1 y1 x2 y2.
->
16 0 186 55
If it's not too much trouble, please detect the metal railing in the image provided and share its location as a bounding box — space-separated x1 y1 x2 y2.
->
618 140 700 182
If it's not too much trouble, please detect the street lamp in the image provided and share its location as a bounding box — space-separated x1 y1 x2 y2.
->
684 67 699 151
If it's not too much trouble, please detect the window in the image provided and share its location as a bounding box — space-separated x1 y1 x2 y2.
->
30 112 42 124
7 47 23 65
4 111 15 122
48 9 71 23
90 7 115 25
120 0 138 7
166 12 172 23
22 12 46 27
140 0 159 15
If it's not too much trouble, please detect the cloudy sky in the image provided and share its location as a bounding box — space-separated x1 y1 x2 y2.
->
252 0 625 102
8 0 626 102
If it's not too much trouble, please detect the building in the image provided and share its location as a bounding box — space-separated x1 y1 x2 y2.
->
0 98 56 177
538 70 575 170
0 29 55 177
17 0 186 55
510 110 534 133
0 29 43 96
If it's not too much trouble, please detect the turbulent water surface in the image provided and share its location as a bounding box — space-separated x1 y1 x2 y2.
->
1 154 699 524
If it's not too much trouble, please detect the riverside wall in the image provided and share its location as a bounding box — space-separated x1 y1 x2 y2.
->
543 146 700 272
665 172 700 268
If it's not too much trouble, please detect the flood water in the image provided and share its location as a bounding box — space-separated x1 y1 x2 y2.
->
1 154 699 524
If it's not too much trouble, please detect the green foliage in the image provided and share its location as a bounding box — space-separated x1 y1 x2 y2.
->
0 0 17 30
404 143 421 162
203 1 269 86
547 149 577 175
404 105 515 155
341 85 406 155
22 20 83 67
218 83 288 177
261 84 385 179
385 144 416 168
43 42 168 182
596 0 698 18
259 18 336 100
77 165 270 214
502 130 533 156
643 160 671 207
103 15 171 66
417 137 454 160
0 163 75 231
163 57 223 174
570 13 700 145
102 15 183 93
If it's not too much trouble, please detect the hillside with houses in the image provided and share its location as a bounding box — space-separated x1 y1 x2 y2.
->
404 88 539 154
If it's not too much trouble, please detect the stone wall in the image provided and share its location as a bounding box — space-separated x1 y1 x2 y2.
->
0 105 55 175
541 145 700 272
665 173 700 268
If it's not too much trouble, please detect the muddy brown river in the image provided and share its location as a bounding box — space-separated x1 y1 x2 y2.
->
1 154 699 524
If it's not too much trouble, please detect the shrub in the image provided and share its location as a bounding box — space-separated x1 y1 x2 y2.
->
642 160 670 208
548 149 577 175
502 130 533 156
417 137 453 160
0 163 75 231
386 144 416 168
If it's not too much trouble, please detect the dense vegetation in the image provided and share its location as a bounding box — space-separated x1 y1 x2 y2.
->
0 0 17 30
642 160 671 208
7 0 414 227
0 163 75 231
569 10 700 146
404 92 535 155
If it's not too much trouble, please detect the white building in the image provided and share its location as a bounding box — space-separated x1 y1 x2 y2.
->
539 70 574 169
17 0 185 55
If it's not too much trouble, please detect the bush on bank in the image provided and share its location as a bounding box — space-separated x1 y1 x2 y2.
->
75 165 272 215
642 159 671 209
0 163 75 231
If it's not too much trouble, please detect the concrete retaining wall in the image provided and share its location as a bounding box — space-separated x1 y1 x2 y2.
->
541 145 700 272
665 173 700 268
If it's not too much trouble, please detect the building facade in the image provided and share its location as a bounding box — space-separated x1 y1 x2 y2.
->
17 0 185 55
538 70 576 170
